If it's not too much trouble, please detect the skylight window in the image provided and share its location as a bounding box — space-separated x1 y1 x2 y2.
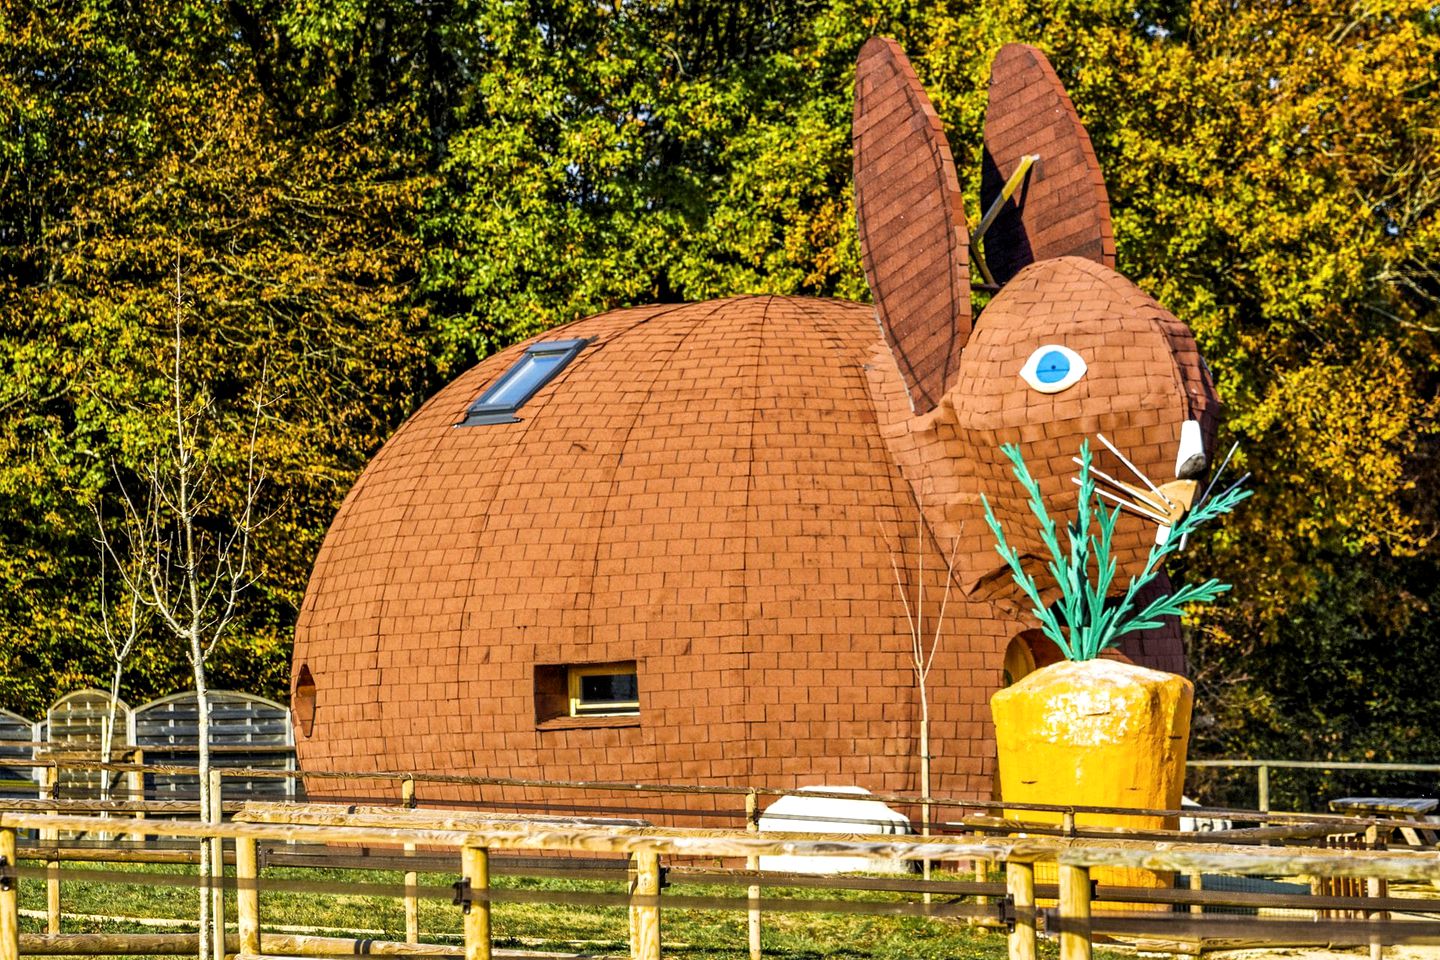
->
460 338 588 426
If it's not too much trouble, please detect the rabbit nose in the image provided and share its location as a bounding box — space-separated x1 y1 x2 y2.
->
1175 419 1207 479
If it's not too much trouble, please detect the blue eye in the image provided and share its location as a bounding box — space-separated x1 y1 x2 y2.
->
1020 344 1087 393
1035 350 1071 384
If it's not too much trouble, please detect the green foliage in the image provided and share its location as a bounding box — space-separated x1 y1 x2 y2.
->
983 441 1249 662
420 0 885 363
0 0 435 713
0 0 1436 790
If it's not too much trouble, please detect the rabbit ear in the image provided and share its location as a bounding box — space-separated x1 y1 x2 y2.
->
853 36 972 416
979 44 1115 285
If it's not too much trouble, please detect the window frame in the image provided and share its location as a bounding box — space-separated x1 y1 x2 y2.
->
459 338 589 426
567 663 640 718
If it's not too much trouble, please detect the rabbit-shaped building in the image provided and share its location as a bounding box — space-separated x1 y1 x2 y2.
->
291 39 1218 800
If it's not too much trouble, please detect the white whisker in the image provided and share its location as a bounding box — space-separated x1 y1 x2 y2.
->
1096 433 1173 507
1214 472 1251 503
1198 440 1240 507
1073 457 1170 515
1073 478 1172 524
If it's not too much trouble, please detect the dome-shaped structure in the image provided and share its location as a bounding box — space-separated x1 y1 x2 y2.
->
295 296 995 792
292 39 1219 800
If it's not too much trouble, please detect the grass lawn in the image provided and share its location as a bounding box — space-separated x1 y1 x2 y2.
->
12 857 1122 960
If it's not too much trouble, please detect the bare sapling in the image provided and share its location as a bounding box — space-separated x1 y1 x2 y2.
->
94 255 272 960
90 538 149 802
885 505 960 900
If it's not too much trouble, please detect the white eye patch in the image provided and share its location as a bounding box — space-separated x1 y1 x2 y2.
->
1019 344 1087 393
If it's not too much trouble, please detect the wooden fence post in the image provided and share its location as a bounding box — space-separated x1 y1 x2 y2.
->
0 827 17 960
403 777 419 943
746 790 761 960
1005 860 1036 960
209 768 225 960
461 846 491 960
1057 864 1091 960
129 749 146 821
43 765 60 934
1366 823 1388 960
236 836 260 957
630 851 661 960
1258 765 1270 813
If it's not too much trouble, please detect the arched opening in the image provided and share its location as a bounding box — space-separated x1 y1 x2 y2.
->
1003 629 1065 686
293 664 316 738
1002 636 1036 687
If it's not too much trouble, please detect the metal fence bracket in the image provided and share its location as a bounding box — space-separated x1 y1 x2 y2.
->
452 877 473 914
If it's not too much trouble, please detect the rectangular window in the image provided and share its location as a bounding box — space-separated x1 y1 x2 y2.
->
569 663 640 717
460 338 588 426
534 661 641 728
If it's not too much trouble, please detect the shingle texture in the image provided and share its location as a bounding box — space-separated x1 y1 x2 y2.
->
980 44 1116 284
873 257 1216 609
854 36 971 415
294 285 1213 799
292 39 1219 801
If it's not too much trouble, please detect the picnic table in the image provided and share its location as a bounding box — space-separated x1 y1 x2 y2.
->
1329 796 1440 847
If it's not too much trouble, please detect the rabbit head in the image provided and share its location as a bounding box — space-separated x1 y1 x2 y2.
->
855 38 1218 598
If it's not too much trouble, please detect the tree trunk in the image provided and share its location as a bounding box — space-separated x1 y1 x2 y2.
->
101 661 125 802
192 649 211 960
919 685 931 900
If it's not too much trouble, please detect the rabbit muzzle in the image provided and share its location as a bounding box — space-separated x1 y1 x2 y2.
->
1090 470 1197 527
1152 479 1199 524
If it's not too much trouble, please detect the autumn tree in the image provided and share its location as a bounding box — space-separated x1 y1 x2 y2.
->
1 0 1437 811
0 0 436 712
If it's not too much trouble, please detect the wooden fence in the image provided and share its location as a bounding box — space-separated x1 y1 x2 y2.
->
7 689 1436 815
0 691 295 802
1189 758 1440 812
2 771 1440 960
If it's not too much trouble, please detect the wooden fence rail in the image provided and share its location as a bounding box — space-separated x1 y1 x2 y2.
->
15 754 1435 835
1188 758 1440 813
0 803 1436 960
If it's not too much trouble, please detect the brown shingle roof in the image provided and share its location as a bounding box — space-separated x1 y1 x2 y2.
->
292 39 1215 802
295 291 1200 798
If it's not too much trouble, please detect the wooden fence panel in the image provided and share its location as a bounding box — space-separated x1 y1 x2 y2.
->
45 691 131 799
133 692 295 802
0 711 35 800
